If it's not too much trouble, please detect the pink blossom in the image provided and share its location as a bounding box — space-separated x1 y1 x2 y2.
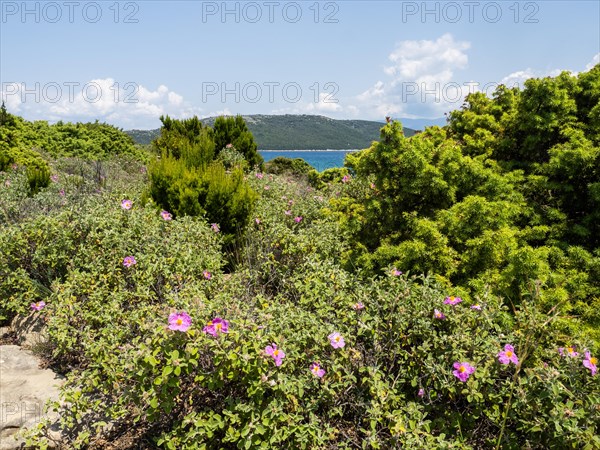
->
160 210 172 221
558 346 579 357
31 301 46 311
471 304 482 310
203 270 212 280
211 223 220 233
444 296 462 306
121 199 133 210
168 311 192 332
341 175 350 183
265 344 285 366
294 216 303 223
498 344 519 365
284 210 292 216
59 189 65 196
310 362 325 378
123 256 137 268
392 268 402 276
255 218 261 225
226 143 233 149
50 174 59 182
453 362 475 382
583 352 597 376
434 309 446 320
352 302 365 310
255 172 264 179
264 185 270 190
328 332 345 349
418 388 425 397
203 317 229 336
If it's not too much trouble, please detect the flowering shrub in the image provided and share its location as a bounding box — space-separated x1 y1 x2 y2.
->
3 104 599 449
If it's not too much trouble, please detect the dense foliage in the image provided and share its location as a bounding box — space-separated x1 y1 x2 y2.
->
0 103 146 195
341 67 600 342
147 116 258 244
0 68 599 449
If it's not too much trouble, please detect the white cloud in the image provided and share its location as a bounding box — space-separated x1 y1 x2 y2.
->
304 92 342 113
355 34 472 119
586 53 600 71
0 78 202 129
385 33 470 80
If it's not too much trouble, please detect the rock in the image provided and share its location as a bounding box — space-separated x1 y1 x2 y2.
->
11 313 48 348
0 345 63 449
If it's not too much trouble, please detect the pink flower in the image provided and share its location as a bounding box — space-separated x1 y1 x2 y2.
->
284 210 292 216
256 172 264 179
558 346 579 357
168 311 192 332
583 352 597 376
328 332 345 349
203 317 229 336
50 174 58 182
498 344 519 365
392 268 402 276
352 302 365 310
121 199 133 210
294 216 303 223
264 185 270 190
203 270 212 280
59 189 65 196
31 301 46 311
265 344 285 366
226 143 233 149
341 175 350 183
444 296 462 306
160 210 172 221
310 362 326 378
288 200 294 205
255 218 261 224
418 388 425 397
471 304 482 310
123 256 137 268
453 362 475 382
434 309 446 320
370 182 376 189
211 223 220 233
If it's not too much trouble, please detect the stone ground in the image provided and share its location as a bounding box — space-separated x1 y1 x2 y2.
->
0 314 63 449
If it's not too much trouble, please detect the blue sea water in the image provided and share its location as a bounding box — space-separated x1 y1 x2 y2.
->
259 150 357 172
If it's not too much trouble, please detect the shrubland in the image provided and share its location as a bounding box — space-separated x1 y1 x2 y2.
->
0 67 599 449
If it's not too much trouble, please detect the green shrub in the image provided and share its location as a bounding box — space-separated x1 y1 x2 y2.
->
212 115 263 169
264 156 313 177
26 163 51 196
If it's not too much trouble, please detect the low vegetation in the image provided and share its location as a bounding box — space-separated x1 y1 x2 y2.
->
0 67 599 449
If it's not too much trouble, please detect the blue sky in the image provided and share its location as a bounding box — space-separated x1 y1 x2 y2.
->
1 0 599 129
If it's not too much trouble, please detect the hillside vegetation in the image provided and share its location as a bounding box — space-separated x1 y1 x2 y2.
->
0 67 599 449
126 114 418 149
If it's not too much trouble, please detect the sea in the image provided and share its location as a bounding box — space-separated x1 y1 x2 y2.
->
259 150 358 172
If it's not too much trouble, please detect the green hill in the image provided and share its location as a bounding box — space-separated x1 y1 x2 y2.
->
126 114 417 149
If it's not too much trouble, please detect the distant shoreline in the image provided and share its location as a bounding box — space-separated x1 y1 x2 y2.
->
259 149 360 152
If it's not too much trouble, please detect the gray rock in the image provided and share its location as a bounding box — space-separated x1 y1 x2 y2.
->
0 345 63 449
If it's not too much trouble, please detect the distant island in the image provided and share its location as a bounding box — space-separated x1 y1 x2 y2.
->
125 114 420 150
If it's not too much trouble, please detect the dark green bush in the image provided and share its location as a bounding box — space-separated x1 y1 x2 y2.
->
212 115 263 169
264 156 313 177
